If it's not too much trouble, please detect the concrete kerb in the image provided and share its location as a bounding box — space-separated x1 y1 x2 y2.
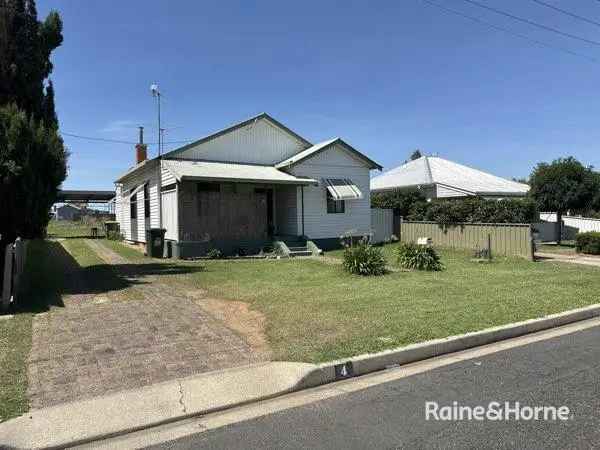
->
0 362 318 450
2 304 600 450
298 303 600 388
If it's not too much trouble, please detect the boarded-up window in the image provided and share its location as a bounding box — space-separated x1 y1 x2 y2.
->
197 182 220 218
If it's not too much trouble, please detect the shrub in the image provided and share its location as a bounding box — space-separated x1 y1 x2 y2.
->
371 188 428 217
406 197 538 226
206 248 222 259
342 242 387 276
575 232 600 255
106 231 123 241
396 242 443 271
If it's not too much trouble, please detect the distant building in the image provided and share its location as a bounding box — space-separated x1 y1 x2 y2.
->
370 156 529 200
54 204 83 221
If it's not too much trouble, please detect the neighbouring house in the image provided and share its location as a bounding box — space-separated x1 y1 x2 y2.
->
370 155 529 199
114 113 381 257
53 203 83 221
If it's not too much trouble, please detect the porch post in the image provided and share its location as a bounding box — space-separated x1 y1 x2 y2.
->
301 185 305 236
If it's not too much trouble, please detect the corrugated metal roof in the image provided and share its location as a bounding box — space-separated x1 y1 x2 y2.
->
163 159 317 185
371 156 529 196
275 138 382 170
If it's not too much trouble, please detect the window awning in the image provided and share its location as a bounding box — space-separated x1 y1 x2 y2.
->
324 178 363 200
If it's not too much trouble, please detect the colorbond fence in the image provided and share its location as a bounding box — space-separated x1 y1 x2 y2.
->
370 208 394 244
2 238 28 311
398 220 534 259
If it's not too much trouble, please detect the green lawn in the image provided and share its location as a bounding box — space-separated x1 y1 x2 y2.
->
47 219 105 239
101 239 147 262
157 243 600 363
0 240 70 421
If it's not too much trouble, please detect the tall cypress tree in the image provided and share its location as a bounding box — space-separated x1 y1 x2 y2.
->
0 0 67 250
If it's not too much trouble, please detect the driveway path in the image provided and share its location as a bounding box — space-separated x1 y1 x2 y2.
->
27 240 267 409
536 251 600 267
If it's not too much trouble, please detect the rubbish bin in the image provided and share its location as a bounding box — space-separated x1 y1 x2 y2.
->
146 228 166 258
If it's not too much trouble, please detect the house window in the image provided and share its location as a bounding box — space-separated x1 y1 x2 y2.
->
326 190 345 214
130 187 137 219
144 183 150 218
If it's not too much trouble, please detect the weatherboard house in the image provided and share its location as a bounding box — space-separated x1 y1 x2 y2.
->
114 113 381 257
370 155 529 199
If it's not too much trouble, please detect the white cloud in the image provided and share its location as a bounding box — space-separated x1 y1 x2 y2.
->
99 119 140 134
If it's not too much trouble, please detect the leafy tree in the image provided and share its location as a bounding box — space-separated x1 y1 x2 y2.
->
371 188 427 217
0 0 67 249
409 149 422 161
529 157 597 243
0 104 68 240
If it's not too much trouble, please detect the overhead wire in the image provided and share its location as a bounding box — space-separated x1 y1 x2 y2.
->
460 0 600 46
421 0 599 63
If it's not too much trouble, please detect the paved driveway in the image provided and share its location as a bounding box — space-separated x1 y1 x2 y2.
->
27 240 267 409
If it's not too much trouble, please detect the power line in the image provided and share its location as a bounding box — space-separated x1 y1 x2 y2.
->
421 0 599 63
460 0 600 46
60 132 195 145
531 0 600 28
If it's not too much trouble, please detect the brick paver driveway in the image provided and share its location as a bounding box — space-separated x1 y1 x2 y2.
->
27 240 267 409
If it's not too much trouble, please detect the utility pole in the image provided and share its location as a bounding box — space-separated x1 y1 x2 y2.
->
151 83 161 156
150 83 163 228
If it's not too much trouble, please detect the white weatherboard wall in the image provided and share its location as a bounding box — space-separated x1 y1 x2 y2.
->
540 213 600 234
436 184 468 198
115 185 123 227
116 164 160 243
161 162 177 186
288 144 372 239
172 118 307 165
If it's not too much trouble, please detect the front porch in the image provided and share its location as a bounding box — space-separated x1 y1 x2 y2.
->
171 180 311 258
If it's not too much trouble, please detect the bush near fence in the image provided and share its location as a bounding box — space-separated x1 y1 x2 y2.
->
575 232 600 255
397 220 534 260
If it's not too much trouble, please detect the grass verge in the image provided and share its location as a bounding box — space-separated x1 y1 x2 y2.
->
101 239 147 262
0 240 69 421
168 244 600 363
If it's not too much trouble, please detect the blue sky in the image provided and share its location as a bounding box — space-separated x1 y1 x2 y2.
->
38 0 600 189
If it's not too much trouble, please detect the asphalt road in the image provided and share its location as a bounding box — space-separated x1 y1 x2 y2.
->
149 326 600 450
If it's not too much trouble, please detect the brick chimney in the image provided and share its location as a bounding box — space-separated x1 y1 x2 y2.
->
135 126 147 164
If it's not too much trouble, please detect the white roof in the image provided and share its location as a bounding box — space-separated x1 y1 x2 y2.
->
275 138 338 168
371 156 529 196
162 159 317 185
275 138 382 170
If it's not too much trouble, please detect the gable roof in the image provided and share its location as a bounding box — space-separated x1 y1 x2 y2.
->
371 156 529 196
275 137 382 170
162 159 318 185
162 112 312 160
